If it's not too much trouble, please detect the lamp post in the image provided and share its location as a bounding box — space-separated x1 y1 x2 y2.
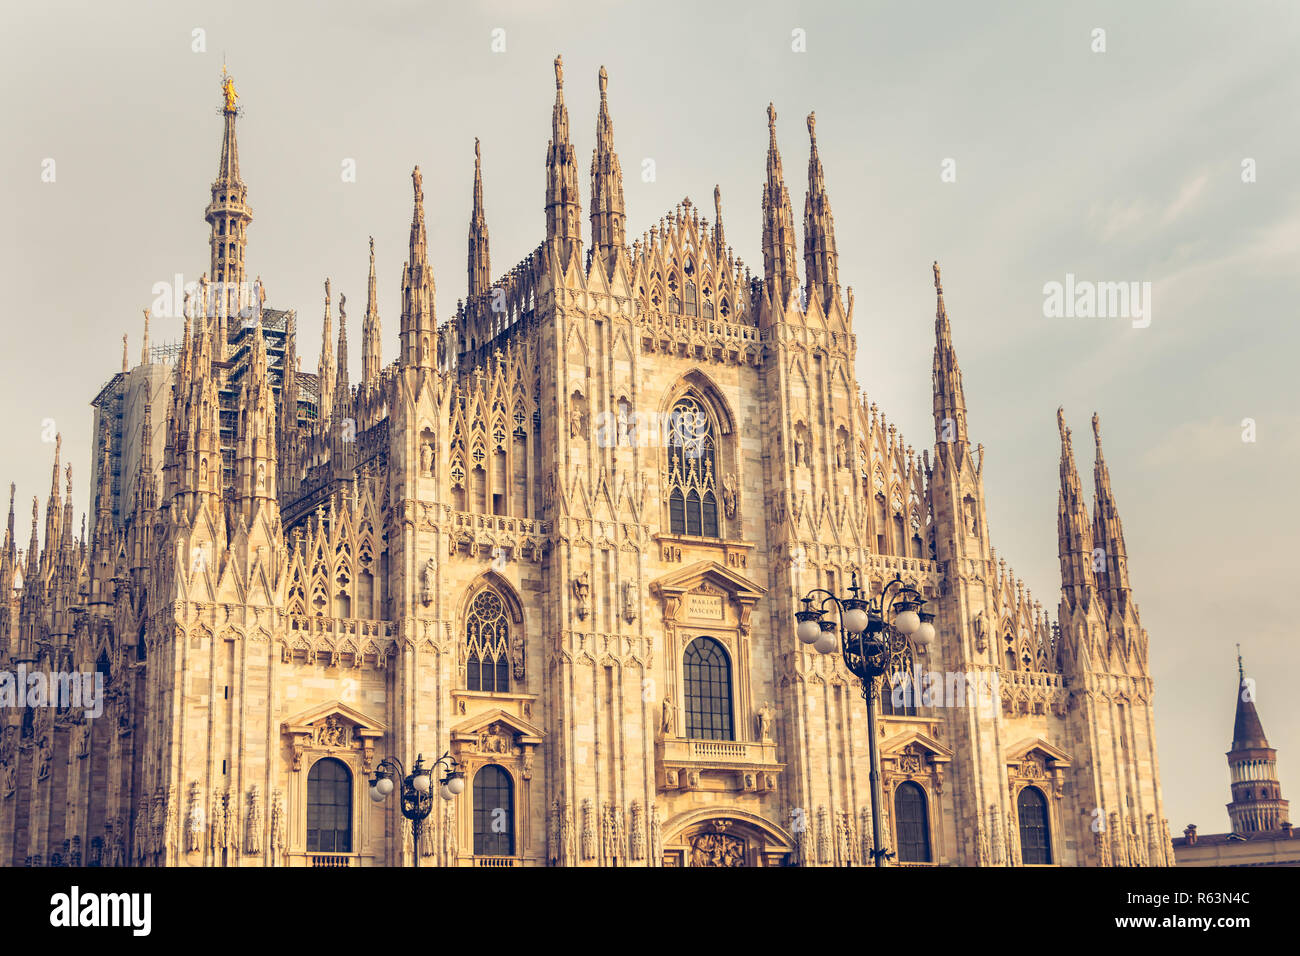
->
369 751 465 866
796 573 936 866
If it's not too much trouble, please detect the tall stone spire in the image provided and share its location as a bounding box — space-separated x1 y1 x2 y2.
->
43 434 62 570
2 483 14 573
141 308 151 366
1226 649 1290 833
545 55 582 262
713 185 726 261
589 65 626 277
334 293 350 411
931 261 969 449
1057 408 1096 608
0 484 14 597
317 278 335 418
362 237 382 385
205 66 253 293
760 104 799 309
135 403 156 513
399 166 437 369
1090 413 1131 609
468 140 491 298
802 112 840 310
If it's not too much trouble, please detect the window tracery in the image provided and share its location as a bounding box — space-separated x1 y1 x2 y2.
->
466 589 512 692
666 396 719 537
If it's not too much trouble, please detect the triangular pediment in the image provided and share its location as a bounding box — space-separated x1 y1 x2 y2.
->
651 560 766 602
281 699 386 737
450 708 544 743
882 730 954 763
1006 737 1073 767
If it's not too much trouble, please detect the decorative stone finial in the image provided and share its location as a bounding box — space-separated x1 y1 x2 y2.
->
807 111 816 141
554 54 564 89
598 65 607 98
933 260 942 292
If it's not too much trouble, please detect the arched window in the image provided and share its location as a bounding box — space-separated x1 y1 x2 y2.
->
666 396 719 537
894 782 931 863
473 764 515 857
466 588 512 692
1017 786 1052 864
684 637 733 740
880 645 918 716
307 757 352 853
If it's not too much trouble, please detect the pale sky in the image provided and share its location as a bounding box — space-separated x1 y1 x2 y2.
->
2 0 1297 834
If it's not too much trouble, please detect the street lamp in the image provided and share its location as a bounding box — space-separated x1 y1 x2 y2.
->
796 572 935 866
369 751 465 866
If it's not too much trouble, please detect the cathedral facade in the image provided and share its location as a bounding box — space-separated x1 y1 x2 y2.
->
0 58 1173 867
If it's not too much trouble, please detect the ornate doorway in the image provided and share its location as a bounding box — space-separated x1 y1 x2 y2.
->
663 812 794 867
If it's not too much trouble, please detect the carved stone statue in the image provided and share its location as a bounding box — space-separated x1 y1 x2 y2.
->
649 804 663 865
621 580 637 623
572 571 590 620
835 434 847 469
271 790 285 863
185 783 204 853
660 695 675 737
756 701 774 742
722 472 738 518
420 557 435 608
420 441 433 477
972 610 987 653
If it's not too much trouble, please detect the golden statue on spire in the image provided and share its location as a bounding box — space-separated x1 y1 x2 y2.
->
221 65 238 112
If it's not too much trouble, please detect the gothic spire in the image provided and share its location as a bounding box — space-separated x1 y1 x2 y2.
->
589 65 626 277
1090 413 1131 605
713 185 726 262
400 166 437 369
803 111 840 310
334 292 350 410
43 434 62 566
141 308 151 366
3 483 14 570
27 497 39 580
318 278 335 417
931 261 969 448
136 403 156 514
545 55 582 261
761 103 799 309
362 237 382 385
468 140 491 298
1226 650 1290 832
206 66 253 290
1057 408 1096 607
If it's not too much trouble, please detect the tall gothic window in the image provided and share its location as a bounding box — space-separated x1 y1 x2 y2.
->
473 764 515 857
306 757 352 853
466 589 512 692
684 637 733 740
666 396 719 537
894 782 931 863
880 645 918 717
1017 786 1052 864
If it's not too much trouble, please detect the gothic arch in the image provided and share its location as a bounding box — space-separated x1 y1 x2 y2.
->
662 808 795 867
455 569 525 627
660 368 735 436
